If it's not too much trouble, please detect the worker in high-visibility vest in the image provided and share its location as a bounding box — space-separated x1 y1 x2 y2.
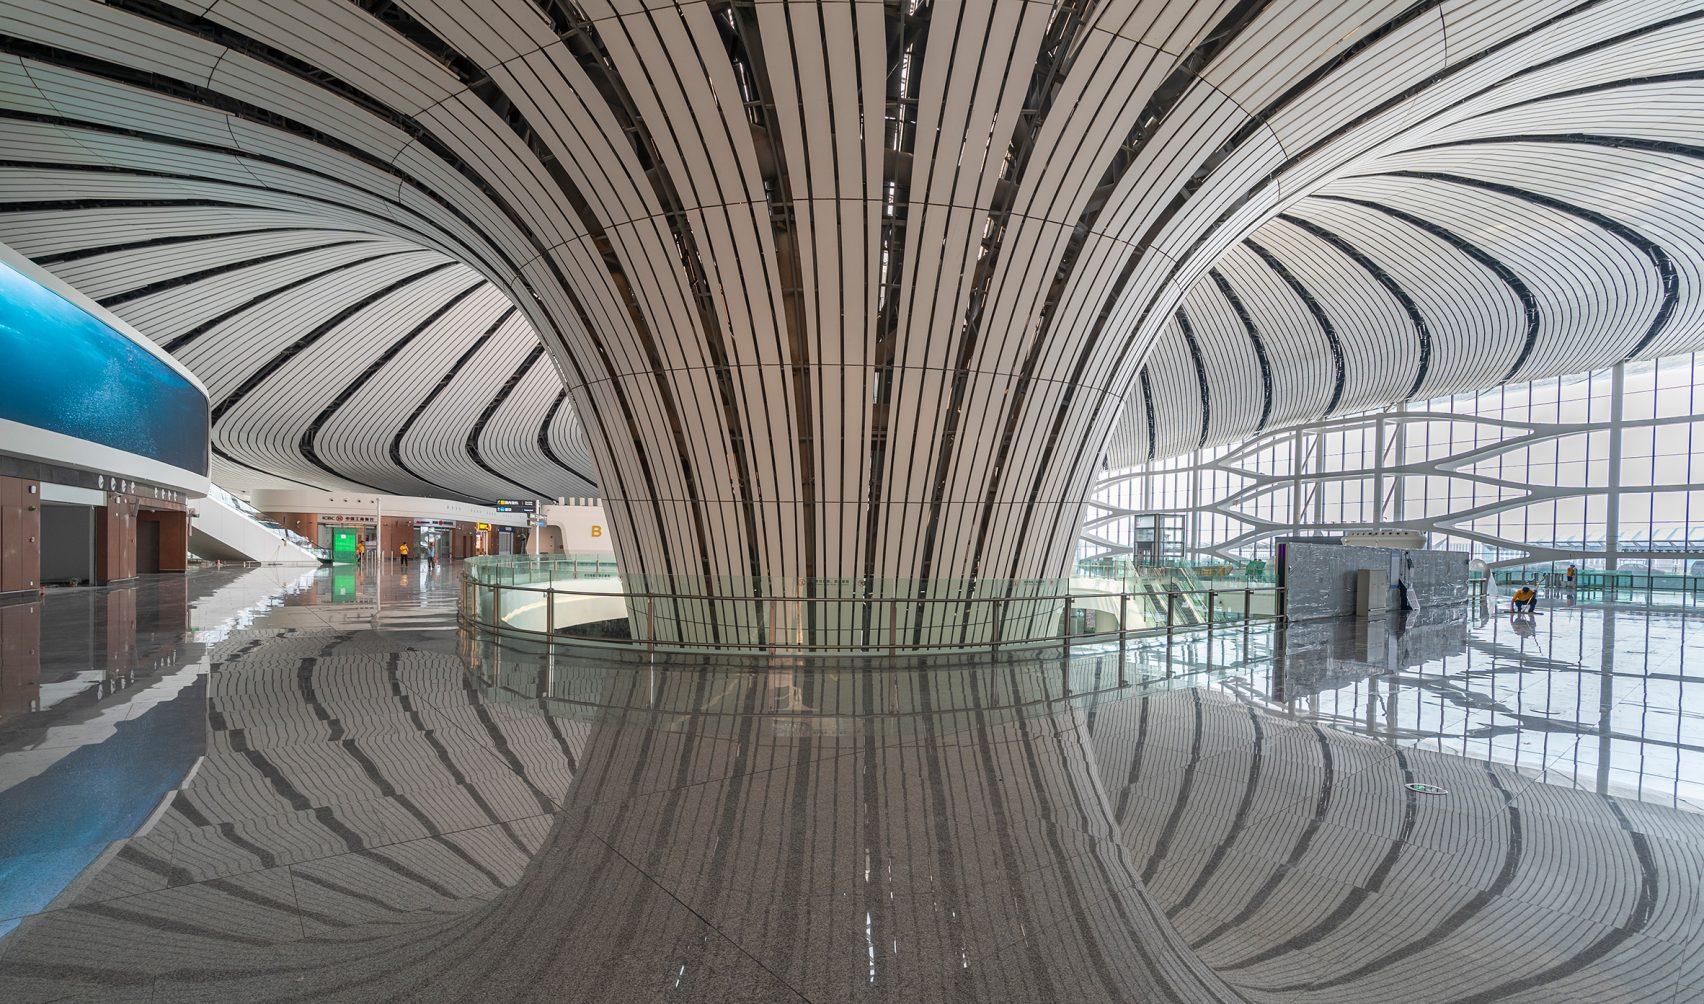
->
399 541 411 566
1511 584 1537 614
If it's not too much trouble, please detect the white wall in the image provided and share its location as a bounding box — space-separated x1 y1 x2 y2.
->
0 419 209 498
248 489 531 528
541 503 615 555
0 239 210 498
499 579 626 633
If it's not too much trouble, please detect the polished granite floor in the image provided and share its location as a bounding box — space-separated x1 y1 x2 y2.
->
0 564 1700 1001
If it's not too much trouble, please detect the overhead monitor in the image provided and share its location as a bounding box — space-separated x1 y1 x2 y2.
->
0 257 209 477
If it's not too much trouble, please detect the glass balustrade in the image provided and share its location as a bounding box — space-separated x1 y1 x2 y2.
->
459 554 1284 656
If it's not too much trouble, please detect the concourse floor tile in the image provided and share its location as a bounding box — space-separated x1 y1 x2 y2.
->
8 567 1704 1001
0 865 307 1002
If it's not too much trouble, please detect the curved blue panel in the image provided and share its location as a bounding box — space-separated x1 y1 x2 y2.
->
0 260 208 476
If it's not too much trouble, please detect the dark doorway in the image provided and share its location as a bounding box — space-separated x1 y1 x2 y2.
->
137 517 161 574
40 504 95 586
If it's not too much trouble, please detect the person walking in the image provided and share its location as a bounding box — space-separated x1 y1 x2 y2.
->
1566 564 1578 589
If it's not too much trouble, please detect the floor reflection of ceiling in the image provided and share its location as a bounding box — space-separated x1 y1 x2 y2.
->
0 573 1699 1001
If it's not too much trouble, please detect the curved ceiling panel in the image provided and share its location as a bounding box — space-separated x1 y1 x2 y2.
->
0 206 596 502
0 40 594 503
1107 5 1704 467
0 0 1697 582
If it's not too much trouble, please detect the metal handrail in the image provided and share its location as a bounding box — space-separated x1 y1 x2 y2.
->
461 577 1275 608
457 572 1285 657
470 582 1163 604
1485 568 1704 602
464 560 1265 605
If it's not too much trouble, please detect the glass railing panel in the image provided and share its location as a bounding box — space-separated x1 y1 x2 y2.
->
458 557 1286 655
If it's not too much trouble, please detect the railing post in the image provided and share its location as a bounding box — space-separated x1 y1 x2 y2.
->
1243 588 1252 633
1062 595 1074 656
646 594 655 656
1166 591 1176 634
1060 595 1072 699
491 583 501 628
993 597 1004 653
1118 592 1128 688
546 581 554 639
888 597 897 656
1206 590 1215 634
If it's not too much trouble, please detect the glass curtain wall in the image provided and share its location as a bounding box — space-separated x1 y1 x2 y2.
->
1085 350 1704 573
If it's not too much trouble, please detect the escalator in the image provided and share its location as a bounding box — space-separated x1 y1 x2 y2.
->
189 487 321 564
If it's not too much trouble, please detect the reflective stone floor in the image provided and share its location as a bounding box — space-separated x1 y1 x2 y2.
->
0 565 1700 1001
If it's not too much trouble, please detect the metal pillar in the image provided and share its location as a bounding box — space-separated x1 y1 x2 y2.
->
1290 427 1305 537
1188 459 1201 557
1605 361 1625 572
1312 428 1327 524
1118 594 1128 651
1391 401 1408 523
371 494 382 630
1373 411 1386 528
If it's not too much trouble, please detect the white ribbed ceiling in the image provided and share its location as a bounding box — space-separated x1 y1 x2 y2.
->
1108 6 1704 465
0 0 1697 577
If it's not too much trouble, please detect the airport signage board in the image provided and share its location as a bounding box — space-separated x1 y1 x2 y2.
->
493 500 536 513
330 526 358 564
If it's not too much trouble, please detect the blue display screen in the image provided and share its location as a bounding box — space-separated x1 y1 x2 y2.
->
0 259 208 476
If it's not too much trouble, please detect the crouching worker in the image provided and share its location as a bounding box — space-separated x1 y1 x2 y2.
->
1511 584 1538 614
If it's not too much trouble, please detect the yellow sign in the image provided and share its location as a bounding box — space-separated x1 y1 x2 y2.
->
590 525 603 537
476 522 491 531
